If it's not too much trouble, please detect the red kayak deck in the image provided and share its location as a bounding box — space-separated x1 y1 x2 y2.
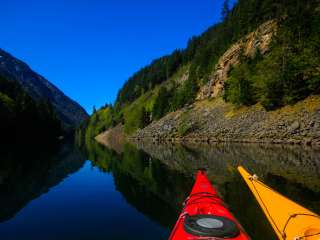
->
169 170 249 240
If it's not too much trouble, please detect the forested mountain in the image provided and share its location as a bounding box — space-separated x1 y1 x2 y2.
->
0 49 88 130
116 0 319 109
0 75 62 144
82 0 320 143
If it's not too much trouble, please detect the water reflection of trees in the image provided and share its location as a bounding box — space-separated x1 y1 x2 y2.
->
88 140 319 240
133 141 320 191
0 144 86 222
87 141 193 229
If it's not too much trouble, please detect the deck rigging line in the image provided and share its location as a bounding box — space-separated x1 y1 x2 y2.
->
248 175 320 240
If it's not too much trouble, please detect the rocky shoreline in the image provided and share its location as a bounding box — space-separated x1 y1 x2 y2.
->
131 136 320 146
95 124 125 153
130 96 320 147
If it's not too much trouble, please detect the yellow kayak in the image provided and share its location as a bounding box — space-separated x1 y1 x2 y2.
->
238 166 320 240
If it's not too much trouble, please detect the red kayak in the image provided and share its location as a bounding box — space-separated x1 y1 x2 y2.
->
169 170 249 240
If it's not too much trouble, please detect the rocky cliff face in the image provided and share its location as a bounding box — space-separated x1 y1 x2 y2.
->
0 49 88 130
197 20 277 100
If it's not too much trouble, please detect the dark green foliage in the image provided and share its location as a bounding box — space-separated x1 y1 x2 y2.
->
152 79 199 121
170 75 199 111
221 0 230 21
139 107 150 129
124 107 150 134
152 86 171 120
224 0 320 110
116 50 184 107
224 63 257 106
0 75 62 145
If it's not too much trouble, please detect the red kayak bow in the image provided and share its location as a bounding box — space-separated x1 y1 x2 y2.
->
169 170 249 240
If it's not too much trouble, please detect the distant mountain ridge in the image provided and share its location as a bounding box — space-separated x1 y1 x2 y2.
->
0 48 88 130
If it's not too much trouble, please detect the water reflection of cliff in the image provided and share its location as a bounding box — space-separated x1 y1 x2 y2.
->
132 141 320 192
0 144 86 222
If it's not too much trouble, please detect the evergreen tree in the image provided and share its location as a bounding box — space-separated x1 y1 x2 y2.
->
170 75 199 111
139 107 150 128
221 0 230 21
224 63 256 106
152 86 171 120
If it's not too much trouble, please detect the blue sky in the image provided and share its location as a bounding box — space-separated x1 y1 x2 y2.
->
1 0 232 113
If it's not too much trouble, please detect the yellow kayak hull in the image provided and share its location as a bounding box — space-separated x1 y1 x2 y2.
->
238 166 320 240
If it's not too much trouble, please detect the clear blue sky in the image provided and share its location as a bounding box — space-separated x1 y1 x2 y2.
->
1 0 232 113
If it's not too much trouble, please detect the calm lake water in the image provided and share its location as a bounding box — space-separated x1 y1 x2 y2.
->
0 141 319 239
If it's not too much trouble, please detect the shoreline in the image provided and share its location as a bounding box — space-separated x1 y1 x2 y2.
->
129 136 320 147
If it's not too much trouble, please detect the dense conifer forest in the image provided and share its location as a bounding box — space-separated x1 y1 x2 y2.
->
0 75 62 145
